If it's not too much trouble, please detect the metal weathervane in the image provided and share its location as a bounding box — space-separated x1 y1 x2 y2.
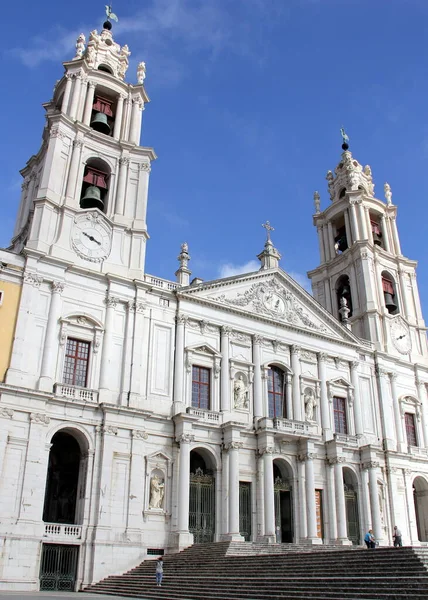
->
340 127 350 147
105 4 119 22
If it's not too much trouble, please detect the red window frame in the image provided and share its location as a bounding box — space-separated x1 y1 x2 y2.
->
333 396 348 434
268 367 285 418
405 413 417 447
191 366 211 409
63 338 90 388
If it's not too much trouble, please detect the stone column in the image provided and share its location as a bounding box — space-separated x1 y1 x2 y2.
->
96 425 118 532
416 378 428 448
177 434 194 549
225 442 244 540
285 374 293 420
317 226 325 263
112 94 124 140
302 453 319 542
360 467 371 533
385 466 398 534
38 281 65 391
126 429 148 537
344 209 352 247
61 74 73 115
253 335 263 418
129 301 146 409
77 76 88 122
65 139 84 205
291 345 302 421
69 72 82 120
173 314 187 415
318 353 331 439
377 368 395 447
364 207 374 245
221 326 232 412
326 461 337 542
398 269 410 320
262 447 275 541
82 81 96 126
403 468 419 544
324 279 332 312
114 157 129 216
364 461 382 542
358 203 368 240
350 361 363 436
381 215 391 252
123 96 133 141
390 215 402 255
333 458 349 543
390 373 404 449
349 201 360 243
120 301 135 406
327 221 336 259
297 459 307 540
129 100 142 144
322 226 331 261
99 296 119 399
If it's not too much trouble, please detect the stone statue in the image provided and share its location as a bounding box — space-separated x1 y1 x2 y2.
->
121 44 131 59
149 474 165 509
137 61 146 84
364 165 372 178
234 375 249 409
313 191 320 213
85 44 96 67
304 389 316 421
384 182 392 205
89 29 100 44
74 33 86 60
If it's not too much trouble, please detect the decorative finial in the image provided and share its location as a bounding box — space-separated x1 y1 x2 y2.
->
137 61 146 85
262 221 274 242
313 191 321 214
73 33 86 60
384 182 392 205
340 126 350 151
175 242 191 286
104 3 119 30
339 296 351 327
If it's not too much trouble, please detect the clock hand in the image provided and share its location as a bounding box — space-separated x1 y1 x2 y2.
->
82 231 101 245
397 334 406 340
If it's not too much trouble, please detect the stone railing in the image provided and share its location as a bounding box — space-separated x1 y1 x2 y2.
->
145 274 178 291
186 407 221 424
273 418 318 436
43 523 82 540
409 446 428 458
54 383 98 403
333 433 359 447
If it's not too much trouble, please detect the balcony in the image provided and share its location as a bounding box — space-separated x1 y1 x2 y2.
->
186 407 221 424
43 523 83 541
333 433 359 447
272 418 320 438
54 383 98 403
409 446 428 458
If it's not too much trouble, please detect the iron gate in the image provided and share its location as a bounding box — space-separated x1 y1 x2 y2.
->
189 467 215 543
39 544 79 591
239 482 252 541
344 484 360 545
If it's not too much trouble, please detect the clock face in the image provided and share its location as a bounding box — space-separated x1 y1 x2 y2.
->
72 212 112 262
390 319 412 354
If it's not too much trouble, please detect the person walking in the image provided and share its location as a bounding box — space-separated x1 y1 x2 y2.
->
393 526 403 547
364 529 376 549
155 556 164 587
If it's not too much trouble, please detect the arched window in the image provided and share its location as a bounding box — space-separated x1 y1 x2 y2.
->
80 158 110 213
268 366 286 418
333 215 348 253
97 64 113 74
336 275 353 319
381 272 399 314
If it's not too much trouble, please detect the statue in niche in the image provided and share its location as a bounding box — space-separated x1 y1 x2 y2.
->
304 389 316 422
234 374 249 410
149 474 165 509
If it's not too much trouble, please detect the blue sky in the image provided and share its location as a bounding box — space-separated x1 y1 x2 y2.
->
2 0 428 316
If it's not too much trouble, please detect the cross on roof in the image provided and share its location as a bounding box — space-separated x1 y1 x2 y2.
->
262 221 274 241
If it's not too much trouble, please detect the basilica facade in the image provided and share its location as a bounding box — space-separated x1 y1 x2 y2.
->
0 19 428 593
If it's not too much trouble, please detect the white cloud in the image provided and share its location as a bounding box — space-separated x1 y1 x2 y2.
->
288 270 312 293
218 260 259 278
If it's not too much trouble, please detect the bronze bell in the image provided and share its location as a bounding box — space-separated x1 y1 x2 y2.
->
90 112 111 135
384 292 397 312
341 284 351 297
80 185 104 211
373 231 382 246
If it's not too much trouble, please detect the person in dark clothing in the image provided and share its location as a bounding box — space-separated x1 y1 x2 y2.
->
393 526 402 547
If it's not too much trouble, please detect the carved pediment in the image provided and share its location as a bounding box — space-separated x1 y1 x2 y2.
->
185 343 221 357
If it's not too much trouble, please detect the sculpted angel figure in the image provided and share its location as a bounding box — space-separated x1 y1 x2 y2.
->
234 375 249 409
74 33 86 60
137 61 146 85
149 474 165 509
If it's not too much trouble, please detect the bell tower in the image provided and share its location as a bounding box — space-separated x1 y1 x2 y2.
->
308 134 428 361
10 17 155 279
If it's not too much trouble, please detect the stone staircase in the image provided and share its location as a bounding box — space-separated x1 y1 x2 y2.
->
83 541 428 599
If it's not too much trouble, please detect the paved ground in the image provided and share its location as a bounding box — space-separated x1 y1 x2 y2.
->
0 594 133 600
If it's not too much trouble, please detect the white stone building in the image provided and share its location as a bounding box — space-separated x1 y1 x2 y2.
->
0 19 428 593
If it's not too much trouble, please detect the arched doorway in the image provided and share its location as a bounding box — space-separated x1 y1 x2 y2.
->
43 431 83 524
413 476 428 542
273 461 293 543
343 468 360 545
189 450 215 543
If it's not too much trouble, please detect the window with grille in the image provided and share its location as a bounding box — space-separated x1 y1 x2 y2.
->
268 366 285 418
192 366 210 409
405 413 417 447
333 396 348 434
63 338 90 387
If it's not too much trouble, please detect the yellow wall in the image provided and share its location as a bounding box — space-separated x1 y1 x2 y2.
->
0 279 22 382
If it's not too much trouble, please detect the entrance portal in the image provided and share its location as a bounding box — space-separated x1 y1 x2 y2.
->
239 482 252 541
189 451 215 543
43 432 82 524
343 469 360 545
414 476 428 542
39 544 79 591
273 463 293 543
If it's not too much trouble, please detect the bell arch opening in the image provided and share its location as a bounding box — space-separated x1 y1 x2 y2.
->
80 157 110 213
42 430 88 525
381 271 399 315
